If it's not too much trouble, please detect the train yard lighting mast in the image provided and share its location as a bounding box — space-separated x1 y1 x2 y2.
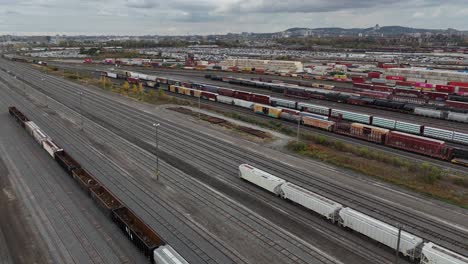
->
153 123 161 181
78 91 84 131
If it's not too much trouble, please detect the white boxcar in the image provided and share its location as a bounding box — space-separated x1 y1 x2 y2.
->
238 164 286 195
339 208 423 259
217 95 234 105
106 72 118 79
42 139 63 158
233 99 254 109
25 121 40 136
280 182 343 222
32 128 48 145
153 245 189 264
420 242 468 264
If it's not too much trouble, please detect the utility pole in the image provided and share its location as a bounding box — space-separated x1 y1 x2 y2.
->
153 123 161 181
198 96 201 120
395 224 402 264
79 91 84 131
296 115 301 143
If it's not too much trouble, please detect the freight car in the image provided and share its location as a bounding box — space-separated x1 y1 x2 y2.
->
153 245 189 264
238 165 468 263
112 207 166 262
339 208 423 260
8 106 29 126
420 242 468 264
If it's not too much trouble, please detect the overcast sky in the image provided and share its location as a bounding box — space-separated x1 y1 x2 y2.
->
1 0 467 35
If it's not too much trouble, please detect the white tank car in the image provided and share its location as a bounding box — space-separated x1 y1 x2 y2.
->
280 182 343 223
153 245 189 264
238 164 286 195
420 242 468 264
339 207 423 260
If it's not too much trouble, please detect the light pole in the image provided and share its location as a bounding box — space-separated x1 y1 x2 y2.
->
395 224 403 264
78 91 84 131
153 123 160 181
296 115 301 143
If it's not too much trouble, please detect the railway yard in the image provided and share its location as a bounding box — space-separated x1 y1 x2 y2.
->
1 57 468 264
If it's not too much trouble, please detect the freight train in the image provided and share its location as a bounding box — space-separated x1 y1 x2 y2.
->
205 75 468 122
8 106 188 264
100 70 468 155
165 84 468 164
239 164 468 264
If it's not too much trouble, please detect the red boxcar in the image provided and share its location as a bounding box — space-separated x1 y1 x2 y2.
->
435 85 456 94
396 81 415 87
284 88 310 99
127 77 139 84
234 91 252 101
218 88 235 97
385 131 452 160
367 72 381 78
394 88 420 98
351 77 365 83
421 91 449 101
251 93 270 104
386 75 406 81
449 81 468 87
445 100 468 110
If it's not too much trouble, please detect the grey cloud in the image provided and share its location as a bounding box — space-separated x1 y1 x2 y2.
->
125 0 159 8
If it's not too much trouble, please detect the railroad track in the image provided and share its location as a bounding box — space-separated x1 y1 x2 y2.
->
0 66 352 263
0 60 466 256
0 62 408 264
0 74 245 264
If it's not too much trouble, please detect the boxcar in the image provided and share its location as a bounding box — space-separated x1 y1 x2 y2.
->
385 131 453 160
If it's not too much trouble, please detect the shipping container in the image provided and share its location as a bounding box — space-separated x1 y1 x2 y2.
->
339 208 423 260
386 75 406 81
253 104 282 118
153 245 189 264
233 99 253 109
238 164 286 195
217 95 233 105
112 207 165 261
54 150 81 175
420 242 468 264
449 81 468 87
280 183 343 223
435 85 456 94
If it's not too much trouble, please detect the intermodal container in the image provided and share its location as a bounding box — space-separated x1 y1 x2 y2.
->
449 81 468 87
435 85 456 94
386 75 405 81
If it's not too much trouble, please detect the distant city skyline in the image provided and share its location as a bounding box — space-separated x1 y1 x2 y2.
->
1 0 467 36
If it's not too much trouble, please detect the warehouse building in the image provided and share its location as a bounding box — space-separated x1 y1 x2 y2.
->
220 59 304 73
